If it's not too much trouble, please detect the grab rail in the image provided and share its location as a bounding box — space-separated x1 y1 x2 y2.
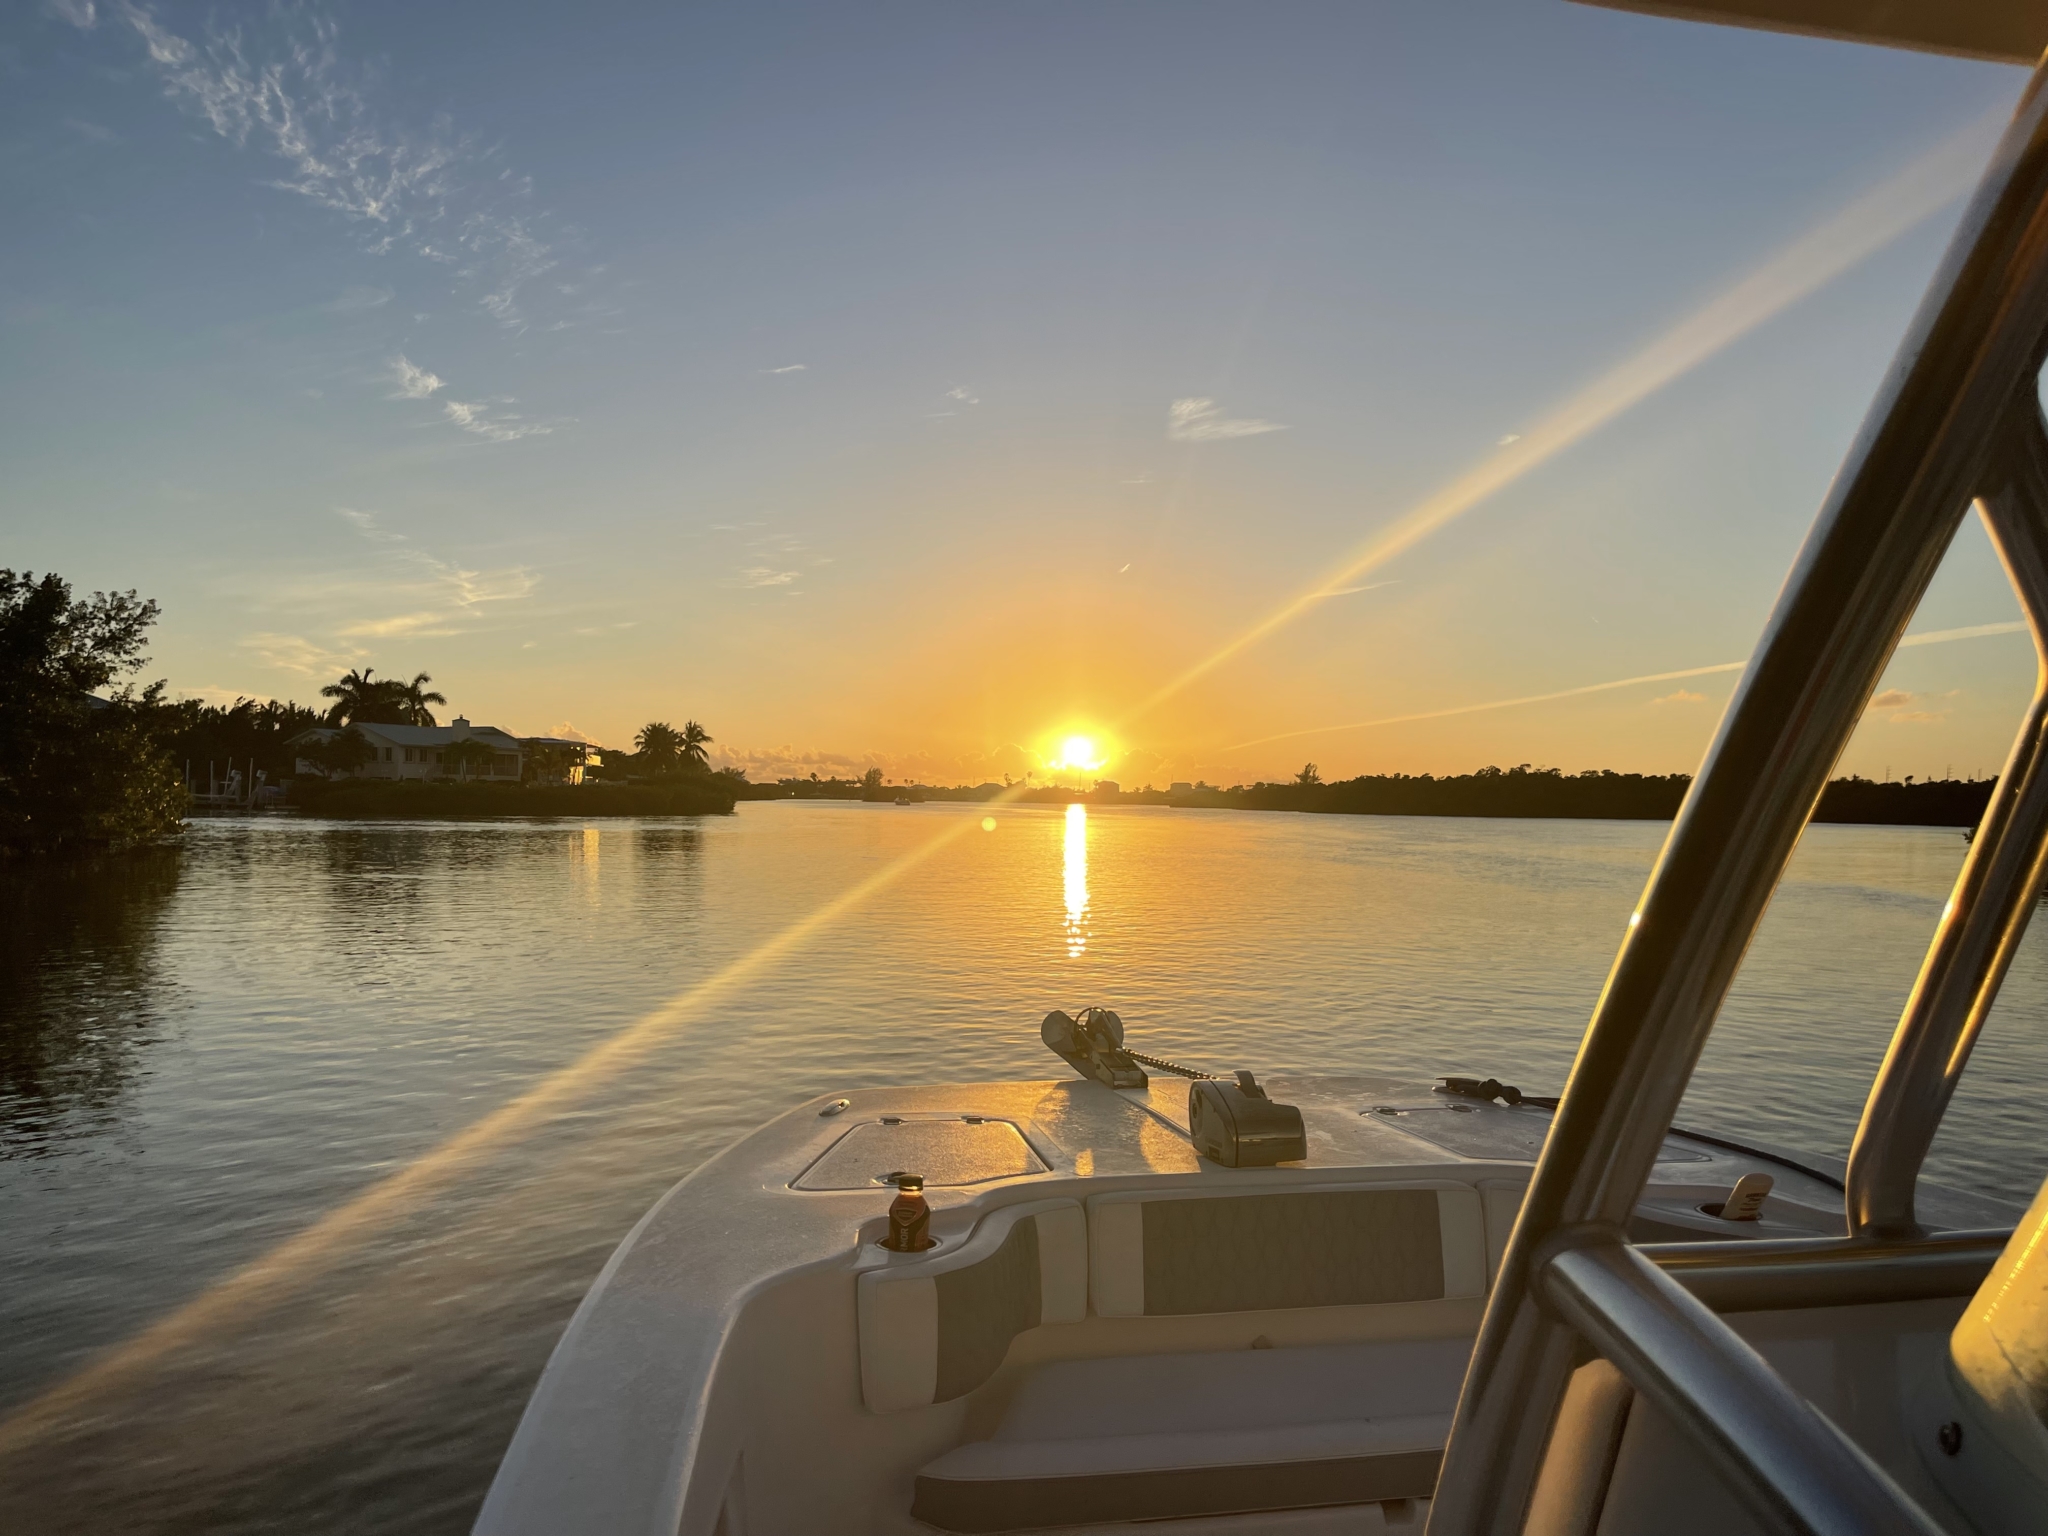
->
1426 53 2048 1536
1544 1236 1945 1536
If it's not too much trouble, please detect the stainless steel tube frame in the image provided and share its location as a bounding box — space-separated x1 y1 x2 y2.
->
1846 402 2048 1238
1542 1238 1947 1536
1427 62 2048 1536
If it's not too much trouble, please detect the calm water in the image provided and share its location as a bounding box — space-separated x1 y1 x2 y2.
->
4 804 2047 1533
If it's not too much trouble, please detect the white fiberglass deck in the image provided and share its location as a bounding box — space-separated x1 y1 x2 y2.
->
473 1073 2008 1536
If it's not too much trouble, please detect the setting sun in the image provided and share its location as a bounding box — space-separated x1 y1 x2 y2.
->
1052 734 1107 772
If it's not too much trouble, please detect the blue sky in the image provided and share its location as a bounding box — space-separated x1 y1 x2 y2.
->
1 1 2035 784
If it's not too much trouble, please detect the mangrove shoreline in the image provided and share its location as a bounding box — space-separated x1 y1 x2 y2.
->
741 766 1996 828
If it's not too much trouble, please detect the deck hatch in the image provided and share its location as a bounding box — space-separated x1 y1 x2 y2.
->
794 1117 1049 1190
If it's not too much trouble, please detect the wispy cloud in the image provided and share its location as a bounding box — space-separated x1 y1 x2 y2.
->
717 526 825 594
421 557 539 608
383 354 551 441
324 284 391 312
387 354 445 399
1651 688 1706 705
335 610 454 639
1868 687 1957 724
240 631 360 678
62 115 117 143
762 363 807 375
441 397 550 442
65 3 566 327
335 506 404 542
328 507 541 638
946 384 980 405
1167 397 1286 443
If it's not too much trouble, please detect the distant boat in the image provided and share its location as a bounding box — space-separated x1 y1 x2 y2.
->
894 795 912 806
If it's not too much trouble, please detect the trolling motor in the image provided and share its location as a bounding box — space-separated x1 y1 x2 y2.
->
1041 1008 1150 1089
1041 1007 1307 1165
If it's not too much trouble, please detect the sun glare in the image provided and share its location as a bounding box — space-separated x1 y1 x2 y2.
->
1053 734 1107 772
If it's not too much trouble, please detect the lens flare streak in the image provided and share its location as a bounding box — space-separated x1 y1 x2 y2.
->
1123 114 1999 728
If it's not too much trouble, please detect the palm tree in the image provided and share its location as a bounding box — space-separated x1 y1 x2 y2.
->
400 672 446 727
321 668 383 726
442 736 496 781
681 720 712 771
636 721 683 773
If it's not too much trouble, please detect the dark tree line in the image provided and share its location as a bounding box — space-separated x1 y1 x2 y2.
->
1236 764 1695 819
162 696 323 783
1222 763 1995 827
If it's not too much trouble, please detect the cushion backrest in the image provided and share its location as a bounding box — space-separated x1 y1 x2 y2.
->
1087 1182 1487 1318
859 1198 1087 1414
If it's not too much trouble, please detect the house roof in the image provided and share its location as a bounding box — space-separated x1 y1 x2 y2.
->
287 723 520 747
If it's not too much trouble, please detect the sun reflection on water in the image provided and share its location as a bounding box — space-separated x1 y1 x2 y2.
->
1063 803 1088 958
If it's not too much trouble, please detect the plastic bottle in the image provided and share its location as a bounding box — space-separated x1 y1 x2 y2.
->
884 1174 935 1252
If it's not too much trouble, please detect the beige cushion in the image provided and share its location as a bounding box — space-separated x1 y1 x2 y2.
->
1087 1182 1488 1319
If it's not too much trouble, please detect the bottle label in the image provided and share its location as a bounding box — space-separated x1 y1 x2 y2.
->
886 1195 933 1251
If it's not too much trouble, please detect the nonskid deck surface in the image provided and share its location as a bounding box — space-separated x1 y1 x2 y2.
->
474 1075 2013 1536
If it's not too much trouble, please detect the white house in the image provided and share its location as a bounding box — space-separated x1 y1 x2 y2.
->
289 717 524 781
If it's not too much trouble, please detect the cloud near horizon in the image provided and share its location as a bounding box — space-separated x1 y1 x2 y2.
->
1866 687 1956 725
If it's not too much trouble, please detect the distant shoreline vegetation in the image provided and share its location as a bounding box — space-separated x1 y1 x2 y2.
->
740 764 1996 829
